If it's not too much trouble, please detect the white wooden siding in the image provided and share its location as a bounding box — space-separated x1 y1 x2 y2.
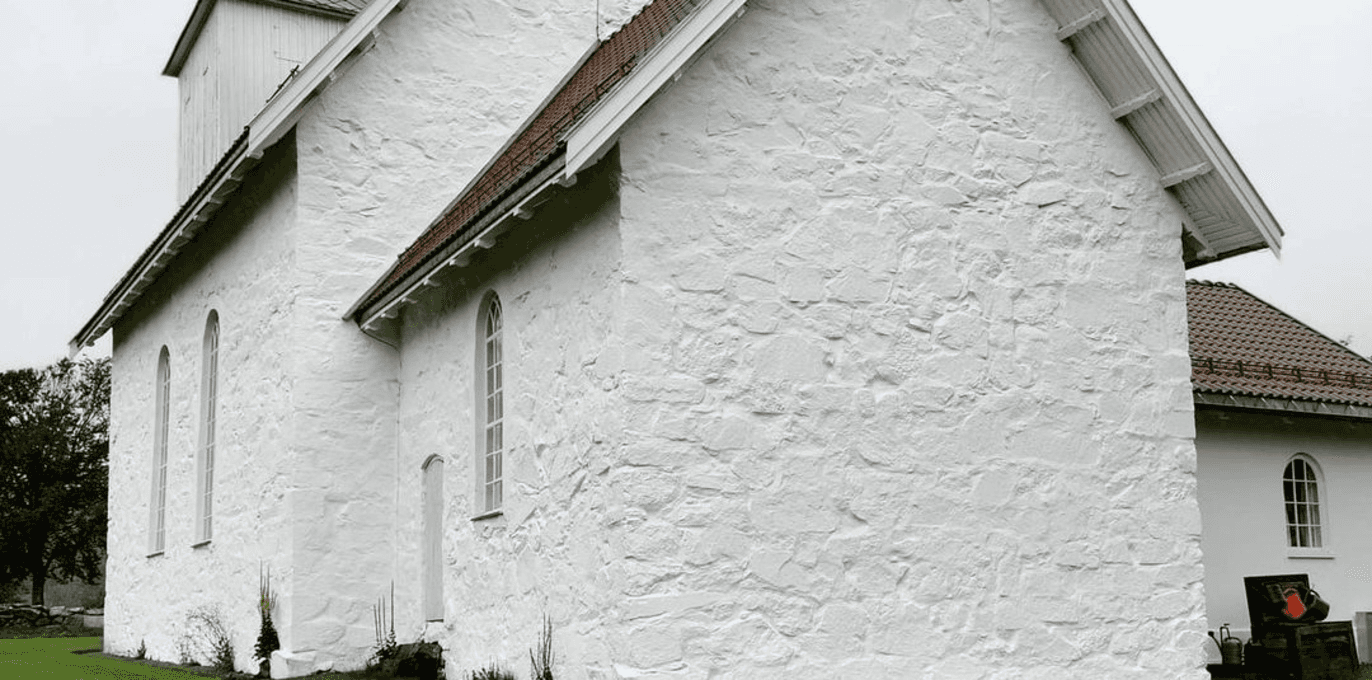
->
177 0 345 201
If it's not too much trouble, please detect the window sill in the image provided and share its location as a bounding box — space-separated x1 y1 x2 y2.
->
470 510 503 522
1287 549 1334 560
191 540 212 549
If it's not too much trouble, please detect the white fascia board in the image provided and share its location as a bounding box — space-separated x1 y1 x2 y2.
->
563 0 748 176
247 0 406 156
1099 0 1283 255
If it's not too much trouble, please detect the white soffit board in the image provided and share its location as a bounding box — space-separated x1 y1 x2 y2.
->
1038 0 1283 267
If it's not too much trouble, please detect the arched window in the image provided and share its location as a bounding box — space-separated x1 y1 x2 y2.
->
196 311 219 545
149 347 171 555
422 456 444 621
476 294 503 515
1284 455 1323 548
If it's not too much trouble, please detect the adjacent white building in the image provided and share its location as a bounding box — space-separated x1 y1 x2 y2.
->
73 0 1285 677
1188 280 1372 663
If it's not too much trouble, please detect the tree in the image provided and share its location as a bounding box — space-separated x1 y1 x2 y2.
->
0 357 110 606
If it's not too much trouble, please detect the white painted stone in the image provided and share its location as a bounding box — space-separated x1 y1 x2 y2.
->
101 0 1221 678
270 650 316 680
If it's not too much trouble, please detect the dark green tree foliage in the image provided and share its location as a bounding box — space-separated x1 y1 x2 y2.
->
0 358 110 606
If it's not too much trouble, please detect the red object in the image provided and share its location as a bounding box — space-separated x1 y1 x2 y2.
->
1284 589 1306 619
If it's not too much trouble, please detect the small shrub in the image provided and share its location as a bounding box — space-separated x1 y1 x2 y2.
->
255 564 280 669
135 639 146 660
369 583 398 668
530 615 555 680
181 606 234 672
468 663 517 680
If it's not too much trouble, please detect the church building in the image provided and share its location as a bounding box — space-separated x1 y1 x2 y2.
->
72 0 1282 677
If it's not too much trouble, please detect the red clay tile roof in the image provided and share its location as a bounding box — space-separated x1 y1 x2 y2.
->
1187 280 1372 407
354 0 701 317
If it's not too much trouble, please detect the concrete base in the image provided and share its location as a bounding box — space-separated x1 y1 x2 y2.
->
81 615 104 629
270 650 317 679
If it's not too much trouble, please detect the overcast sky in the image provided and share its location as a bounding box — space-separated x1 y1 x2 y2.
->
1 0 1370 372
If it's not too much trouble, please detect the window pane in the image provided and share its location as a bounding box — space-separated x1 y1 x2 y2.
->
1311 526 1322 547
1298 526 1311 547
1295 482 1306 503
1288 525 1299 547
1285 503 1296 524
1284 480 1295 502
1308 481 1319 504
1297 504 1307 525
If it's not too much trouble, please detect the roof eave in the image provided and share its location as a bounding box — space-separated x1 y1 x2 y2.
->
163 0 361 77
72 0 409 354
347 0 748 331
163 0 218 77
1039 0 1283 265
1194 390 1372 422
68 130 255 356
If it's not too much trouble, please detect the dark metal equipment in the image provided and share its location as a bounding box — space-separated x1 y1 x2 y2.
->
1227 574 1358 680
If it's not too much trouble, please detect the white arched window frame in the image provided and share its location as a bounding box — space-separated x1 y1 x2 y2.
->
422 455 444 621
149 347 171 556
475 293 503 517
195 311 219 545
1284 454 1329 555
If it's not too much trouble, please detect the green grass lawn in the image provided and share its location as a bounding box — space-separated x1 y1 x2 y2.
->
0 637 216 679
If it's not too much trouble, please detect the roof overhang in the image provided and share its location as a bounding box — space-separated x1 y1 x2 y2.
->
1037 0 1283 267
346 0 748 334
70 0 408 356
163 0 362 77
1195 391 1372 422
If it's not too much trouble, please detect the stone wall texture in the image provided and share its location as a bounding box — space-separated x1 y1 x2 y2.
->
107 140 300 670
105 0 1211 677
391 0 1207 678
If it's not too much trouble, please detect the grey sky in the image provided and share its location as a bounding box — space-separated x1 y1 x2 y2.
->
2 0 1369 371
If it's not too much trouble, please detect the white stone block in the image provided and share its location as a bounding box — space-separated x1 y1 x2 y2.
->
270 650 317 679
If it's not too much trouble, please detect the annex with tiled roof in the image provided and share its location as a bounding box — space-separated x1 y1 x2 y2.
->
348 0 706 325
1188 280 1372 410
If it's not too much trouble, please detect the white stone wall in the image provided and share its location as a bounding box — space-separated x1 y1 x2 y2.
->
386 0 1207 678
605 0 1204 675
106 0 1214 675
1195 408 1372 660
394 157 626 675
106 142 300 670
281 0 625 671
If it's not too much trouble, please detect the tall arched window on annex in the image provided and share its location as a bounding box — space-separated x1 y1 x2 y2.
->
474 292 504 518
1284 454 1329 556
422 455 444 621
148 346 171 556
195 310 220 546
